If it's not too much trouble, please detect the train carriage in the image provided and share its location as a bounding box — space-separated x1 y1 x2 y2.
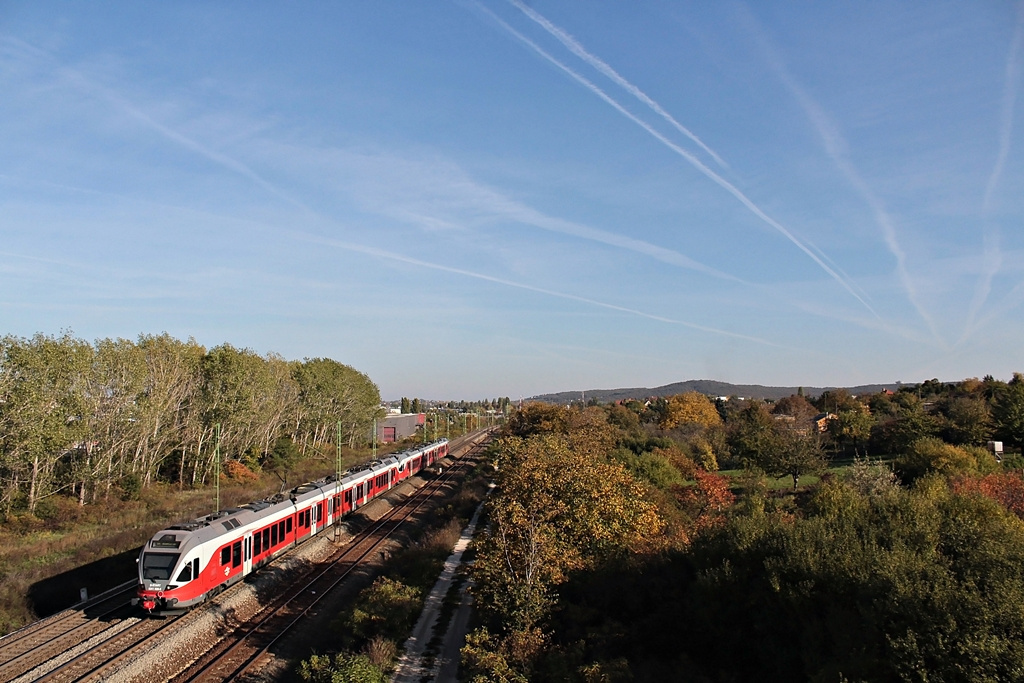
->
135 439 449 613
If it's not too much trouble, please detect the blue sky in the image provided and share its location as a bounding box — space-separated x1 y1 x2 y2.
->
2 2 1023 401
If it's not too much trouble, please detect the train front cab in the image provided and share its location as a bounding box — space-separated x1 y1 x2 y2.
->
136 533 212 613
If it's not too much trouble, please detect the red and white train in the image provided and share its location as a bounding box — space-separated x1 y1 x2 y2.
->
134 439 449 613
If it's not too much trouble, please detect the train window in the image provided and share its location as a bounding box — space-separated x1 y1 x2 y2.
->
193 558 199 578
284 518 290 535
232 541 242 568
254 531 262 556
220 547 231 566
176 563 192 582
271 524 278 547
263 528 270 549
142 552 179 581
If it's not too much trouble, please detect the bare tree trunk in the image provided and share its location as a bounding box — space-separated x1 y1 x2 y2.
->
29 455 39 513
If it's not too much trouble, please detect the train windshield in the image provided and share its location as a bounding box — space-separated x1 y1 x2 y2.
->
141 552 180 581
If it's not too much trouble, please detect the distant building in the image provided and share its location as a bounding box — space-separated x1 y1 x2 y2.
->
377 413 425 443
812 412 837 433
988 441 1004 461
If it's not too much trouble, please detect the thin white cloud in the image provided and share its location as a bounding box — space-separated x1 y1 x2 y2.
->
473 2 879 318
959 231 1002 347
506 0 727 168
297 230 799 349
966 2 1024 345
739 9 942 345
304 147 744 281
1 35 313 216
983 0 1024 213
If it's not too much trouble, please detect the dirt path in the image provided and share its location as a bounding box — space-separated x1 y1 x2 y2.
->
391 494 487 683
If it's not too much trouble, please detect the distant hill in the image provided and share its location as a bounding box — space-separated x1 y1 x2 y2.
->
528 379 904 404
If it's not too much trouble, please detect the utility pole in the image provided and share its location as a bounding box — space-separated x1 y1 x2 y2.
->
214 423 221 513
335 420 342 541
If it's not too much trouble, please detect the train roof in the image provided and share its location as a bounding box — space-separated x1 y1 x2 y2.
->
144 439 450 549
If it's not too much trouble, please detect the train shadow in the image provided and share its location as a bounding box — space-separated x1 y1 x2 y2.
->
27 546 140 619
247 557 315 608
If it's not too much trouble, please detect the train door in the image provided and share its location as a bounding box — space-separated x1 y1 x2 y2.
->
243 532 253 575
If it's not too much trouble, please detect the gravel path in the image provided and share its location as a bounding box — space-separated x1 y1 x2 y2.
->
391 495 487 683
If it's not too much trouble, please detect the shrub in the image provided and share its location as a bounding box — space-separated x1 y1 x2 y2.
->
297 652 386 683
221 459 259 482
350 577 422 643
895 437 976 483
119 474 142 501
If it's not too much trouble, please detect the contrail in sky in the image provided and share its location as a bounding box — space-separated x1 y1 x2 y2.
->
302 232 796 348
506 0 727 168
969 1 1024 342
1 36 313 217
959 231 1002 347
738 10 941 344
473 2 879 318
983 0 1024 213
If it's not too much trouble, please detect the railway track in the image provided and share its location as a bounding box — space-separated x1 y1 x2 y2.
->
0 582 139 680
2 430 491 682
171 431 490 682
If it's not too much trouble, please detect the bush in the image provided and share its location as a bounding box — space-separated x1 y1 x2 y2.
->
119 474 142 501
297 652 386 683
895 437 976 483
350 577 422 643
221 459 259 482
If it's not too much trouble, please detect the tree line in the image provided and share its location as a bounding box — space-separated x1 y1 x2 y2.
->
0 332 382 515
398 396 513 414
463 378 1024 681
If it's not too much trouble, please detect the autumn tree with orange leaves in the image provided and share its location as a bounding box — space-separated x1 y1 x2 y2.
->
464 412 664 680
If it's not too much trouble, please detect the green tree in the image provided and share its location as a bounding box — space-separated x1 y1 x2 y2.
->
0 332 92 513
895 437 983 483
292 357 381 451
474 431 663 631
940 395 992 446
727 401 781 469
992 374 1024 449
871 393 939 455
766 429 827 489
828 404 874 455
